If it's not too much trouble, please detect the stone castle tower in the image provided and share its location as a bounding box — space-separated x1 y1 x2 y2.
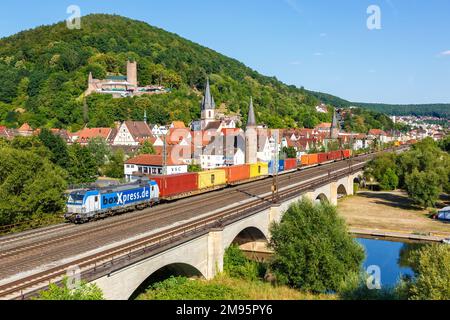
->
245 97 258 164
127 60 138 87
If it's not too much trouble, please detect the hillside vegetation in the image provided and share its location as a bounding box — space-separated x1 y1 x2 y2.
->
0 14 333 130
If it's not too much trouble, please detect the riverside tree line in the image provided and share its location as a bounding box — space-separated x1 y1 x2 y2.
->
365 136 450 208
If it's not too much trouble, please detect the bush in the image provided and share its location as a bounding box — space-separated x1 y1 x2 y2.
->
408 244 450 300
137 276 247 300
223 245 266 281
269 198 365 292
36 278 104 300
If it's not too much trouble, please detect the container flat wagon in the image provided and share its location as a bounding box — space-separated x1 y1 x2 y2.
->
149 173 198 201
223 164 251 184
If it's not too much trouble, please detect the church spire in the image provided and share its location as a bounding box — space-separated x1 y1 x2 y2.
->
201 78 216 111
247 97 256 128
330 109 339 139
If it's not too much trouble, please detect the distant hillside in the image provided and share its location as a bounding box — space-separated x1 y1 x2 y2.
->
307 91 450 119
0 14 337 131
352 103 450 118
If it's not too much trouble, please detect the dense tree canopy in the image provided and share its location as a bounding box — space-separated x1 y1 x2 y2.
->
269 199 365 292
366 137 450 207
0 14 397 131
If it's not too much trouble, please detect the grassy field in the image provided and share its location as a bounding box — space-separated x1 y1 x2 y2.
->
136 274 335 301
338 191 450 237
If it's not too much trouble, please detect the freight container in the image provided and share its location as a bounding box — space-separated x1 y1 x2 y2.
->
197 169 227 190
268 160 285 175
329 151 342 161
343 149 351 159
301 155 310 166
223 165 250 184
318 153 328 164
149 173 198 199
284 158 297 170
308 154 319 166
250 162 269 178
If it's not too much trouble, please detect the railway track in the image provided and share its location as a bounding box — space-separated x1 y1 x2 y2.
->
0 158 368 299
0 158 353 259
0 165 363 297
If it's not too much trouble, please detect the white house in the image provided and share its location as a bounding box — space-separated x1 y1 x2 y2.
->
124 154 188 181
113 121 153 146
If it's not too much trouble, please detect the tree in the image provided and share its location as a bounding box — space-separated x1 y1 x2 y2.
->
86 137 112 169
137 140 155 155
67 143 98 184
0 146 67 226
38 128 70 169
281 147 297 159
269 198 365 292
37 277 104 300
379 168 399 191
405 169 442 208
103 149 125 179
408 244 450 300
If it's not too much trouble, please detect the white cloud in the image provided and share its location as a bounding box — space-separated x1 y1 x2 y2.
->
439 50 450 56
314 52 323 56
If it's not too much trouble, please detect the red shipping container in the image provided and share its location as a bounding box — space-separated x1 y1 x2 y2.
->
149 173 198 199
343 149 351 158
327 152 335 161
223 165 251 183
284 158 297 170
318 153 328 164
333 151 342 160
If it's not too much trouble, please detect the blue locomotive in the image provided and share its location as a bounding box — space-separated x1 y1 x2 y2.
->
65 180 160 223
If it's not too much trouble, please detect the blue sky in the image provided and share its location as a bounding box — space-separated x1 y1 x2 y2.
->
1 0 449 104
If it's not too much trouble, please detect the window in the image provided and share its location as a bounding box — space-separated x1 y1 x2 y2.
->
258 166 261 174
95 196 98 202
211 174 216 184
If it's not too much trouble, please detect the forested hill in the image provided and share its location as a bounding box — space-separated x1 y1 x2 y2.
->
307 91 450 118
353 103 450 118
0 14 333 130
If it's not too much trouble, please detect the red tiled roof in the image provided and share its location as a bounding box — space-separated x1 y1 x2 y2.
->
171 121 186 129
18 123 33 132
369 129 386 136
76 128 112 141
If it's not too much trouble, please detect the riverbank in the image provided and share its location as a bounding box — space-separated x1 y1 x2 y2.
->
338 191 450 242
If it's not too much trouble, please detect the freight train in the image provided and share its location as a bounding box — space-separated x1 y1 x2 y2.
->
65 150 352 223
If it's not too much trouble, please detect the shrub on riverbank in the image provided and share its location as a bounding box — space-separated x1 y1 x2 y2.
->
269 198 365 292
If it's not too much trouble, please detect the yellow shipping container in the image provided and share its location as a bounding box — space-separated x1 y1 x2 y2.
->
197 169 227 190
249 162 269 178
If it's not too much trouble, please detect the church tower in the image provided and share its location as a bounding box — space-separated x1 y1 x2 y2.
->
330 109 339 140
245 97 258 164
201 78 216 130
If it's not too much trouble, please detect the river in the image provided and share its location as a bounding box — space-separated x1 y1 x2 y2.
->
356 237 427 287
